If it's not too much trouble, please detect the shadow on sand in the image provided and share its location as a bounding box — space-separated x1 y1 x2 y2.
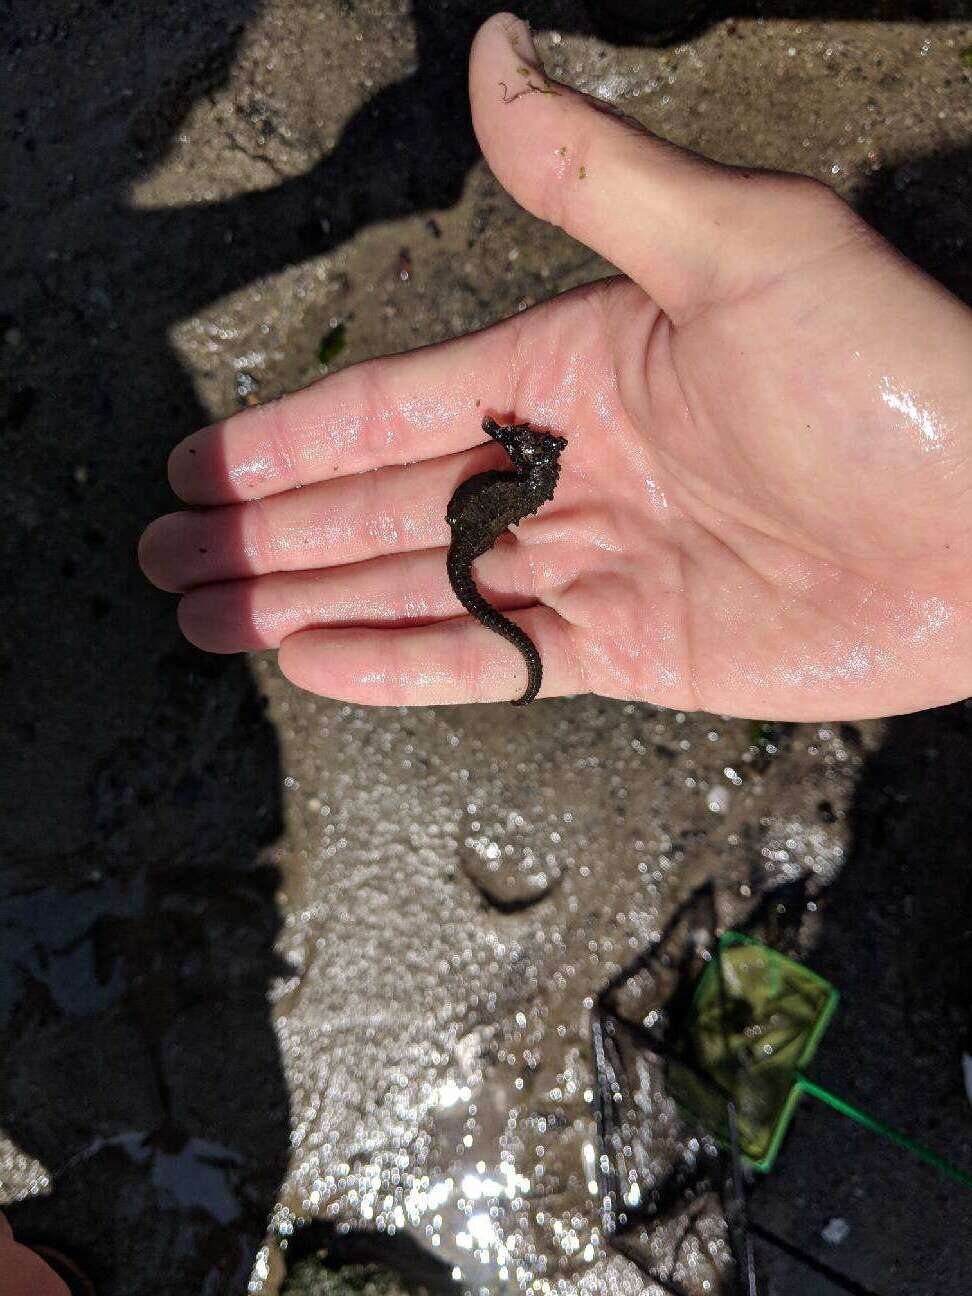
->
0 2 968 1293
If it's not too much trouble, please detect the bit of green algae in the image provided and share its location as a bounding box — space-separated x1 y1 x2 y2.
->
318 323 347 366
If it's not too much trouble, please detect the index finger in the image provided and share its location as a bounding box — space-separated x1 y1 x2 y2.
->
168 317 517 506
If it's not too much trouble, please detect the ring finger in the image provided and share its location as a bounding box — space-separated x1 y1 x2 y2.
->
175 540 578 653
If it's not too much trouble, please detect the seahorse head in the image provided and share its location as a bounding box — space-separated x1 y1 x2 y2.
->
484 417 567 474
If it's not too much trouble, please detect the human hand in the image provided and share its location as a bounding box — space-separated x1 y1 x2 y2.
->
0 1216 71 1296
139 13 972 719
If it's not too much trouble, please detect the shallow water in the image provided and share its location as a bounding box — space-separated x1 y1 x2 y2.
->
258 685 862 1291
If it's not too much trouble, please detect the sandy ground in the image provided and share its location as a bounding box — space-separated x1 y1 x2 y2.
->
1 2 971 1294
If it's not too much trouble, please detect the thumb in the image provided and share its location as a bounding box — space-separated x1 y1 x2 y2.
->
469 13 854 322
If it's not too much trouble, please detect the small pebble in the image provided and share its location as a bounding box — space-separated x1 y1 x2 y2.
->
706 785 731 814
822 1217 850 1245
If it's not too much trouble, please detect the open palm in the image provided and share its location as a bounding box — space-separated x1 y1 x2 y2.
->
140 14 972 719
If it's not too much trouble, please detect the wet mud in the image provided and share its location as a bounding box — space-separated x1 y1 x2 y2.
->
2 2 970 1295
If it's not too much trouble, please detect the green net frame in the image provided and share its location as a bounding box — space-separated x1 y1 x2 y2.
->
668 931 972 1187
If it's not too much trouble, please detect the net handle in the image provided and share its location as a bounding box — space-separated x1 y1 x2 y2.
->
795 1073 972 1190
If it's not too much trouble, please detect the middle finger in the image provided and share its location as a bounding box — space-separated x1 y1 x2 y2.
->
139 441 509 593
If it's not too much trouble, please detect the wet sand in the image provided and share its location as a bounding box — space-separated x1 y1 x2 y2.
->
1 3 970 1294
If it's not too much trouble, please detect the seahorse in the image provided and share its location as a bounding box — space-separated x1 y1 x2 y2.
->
446 417 567 705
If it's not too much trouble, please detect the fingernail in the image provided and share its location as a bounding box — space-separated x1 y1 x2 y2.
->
503 15 542 70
